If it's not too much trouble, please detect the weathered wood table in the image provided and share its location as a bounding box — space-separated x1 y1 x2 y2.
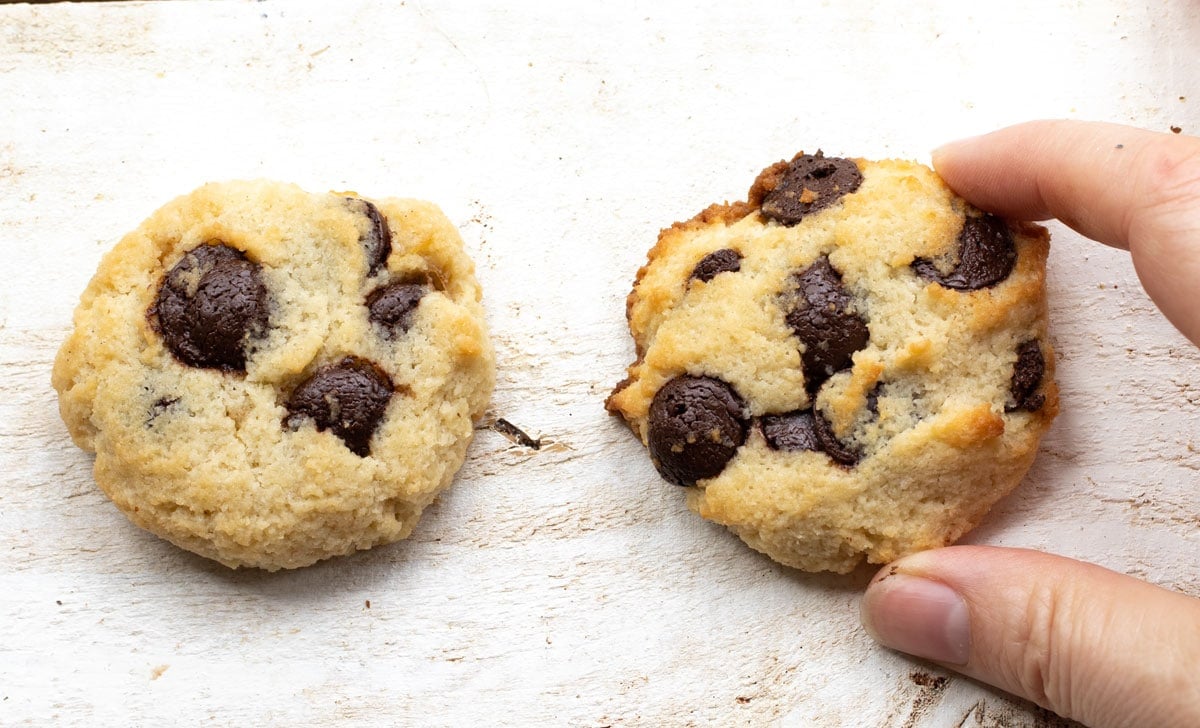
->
2 1 1198 725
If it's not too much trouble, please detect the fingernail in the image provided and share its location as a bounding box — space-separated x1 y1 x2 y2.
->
860 573 970 665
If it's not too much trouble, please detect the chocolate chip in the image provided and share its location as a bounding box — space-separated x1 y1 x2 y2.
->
760 410 820 452
146 396 179 426
912 213 1017 290
690 248 742 283
812 408 861 466
761 152 862 225
366 281 427 337
151 244 269 371
762 407 863 465
285 357 394 457
346 198 392 276
866 382 882 417
647 375 748 487
783 256 870 392
1007 339 1046 412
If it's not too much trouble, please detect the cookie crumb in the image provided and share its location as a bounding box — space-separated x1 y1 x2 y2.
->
150 665 169 680
364 600 371 609
875 564 901 584
493 418 542 449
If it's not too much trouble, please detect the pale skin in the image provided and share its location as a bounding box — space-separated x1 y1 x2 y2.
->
858 120 1200 728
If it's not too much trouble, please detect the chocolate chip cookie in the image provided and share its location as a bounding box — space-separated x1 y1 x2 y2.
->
53 181 495 570
607 152 1057 573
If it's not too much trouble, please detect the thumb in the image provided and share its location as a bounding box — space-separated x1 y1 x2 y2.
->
860 546 1200 727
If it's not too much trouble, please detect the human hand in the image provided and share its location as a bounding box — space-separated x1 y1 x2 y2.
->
858 120 1200 728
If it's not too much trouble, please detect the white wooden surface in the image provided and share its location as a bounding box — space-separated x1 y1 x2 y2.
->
2 1 1198 725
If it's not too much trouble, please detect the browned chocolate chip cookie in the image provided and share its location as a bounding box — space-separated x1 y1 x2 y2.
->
607 152 1057 573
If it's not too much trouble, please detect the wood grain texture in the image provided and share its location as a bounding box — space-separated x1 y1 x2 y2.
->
2 1 1198 725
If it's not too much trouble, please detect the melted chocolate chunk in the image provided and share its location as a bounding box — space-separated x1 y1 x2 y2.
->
761 152 863 225
367 281 428 337
1007 339 1046 412
647 375 748 487
812 408 862 466
151 244 269 371
285 357 394 456
762 407 864 466
690 248 742 283
346 197 392 276
761 410 821 452
784 257 870 392
912 213 1017 291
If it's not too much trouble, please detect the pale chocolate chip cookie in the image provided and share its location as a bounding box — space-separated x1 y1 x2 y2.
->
53 181 494 570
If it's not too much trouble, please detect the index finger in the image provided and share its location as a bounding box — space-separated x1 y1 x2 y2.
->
933 120 1200 344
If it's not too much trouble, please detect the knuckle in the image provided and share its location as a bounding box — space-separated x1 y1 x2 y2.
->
1012 580 1077 715
1135 136 1200 213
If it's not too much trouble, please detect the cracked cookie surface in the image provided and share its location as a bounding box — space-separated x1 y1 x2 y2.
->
607 153 1057 573
53 180 495 570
